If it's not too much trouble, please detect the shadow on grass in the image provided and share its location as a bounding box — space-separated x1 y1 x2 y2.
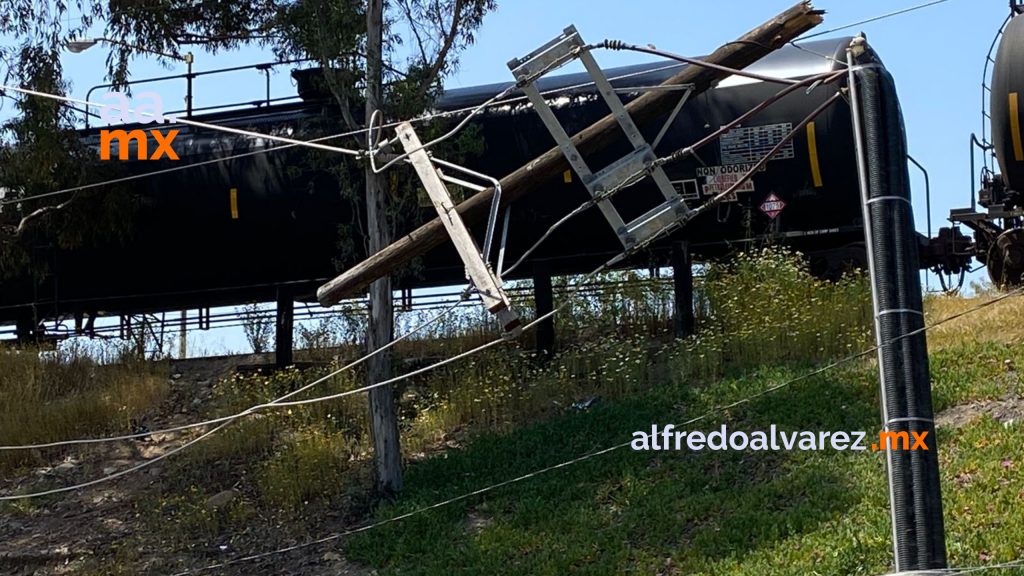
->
342 363 885 575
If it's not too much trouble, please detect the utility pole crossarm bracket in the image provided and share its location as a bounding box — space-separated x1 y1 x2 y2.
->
508 25 692 249
396 122 522 337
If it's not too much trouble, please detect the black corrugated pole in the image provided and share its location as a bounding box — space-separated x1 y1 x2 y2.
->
847 37 947 572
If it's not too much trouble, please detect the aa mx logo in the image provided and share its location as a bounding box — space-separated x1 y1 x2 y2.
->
98 91 179 161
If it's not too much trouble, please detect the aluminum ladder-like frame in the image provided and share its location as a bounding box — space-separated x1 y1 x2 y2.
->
395 122 522 337
507 25 692 249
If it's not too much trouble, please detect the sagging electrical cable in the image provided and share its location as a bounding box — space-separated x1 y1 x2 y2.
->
368 36 843 174
0 291 472 453
0 63 847 454
0 84 364 158
0 52 853 498
0 88 842 499
600 40 802 86
167 285 1024 575
0 62 689 208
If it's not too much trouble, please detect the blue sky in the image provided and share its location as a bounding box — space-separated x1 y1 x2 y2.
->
6 0 1007 353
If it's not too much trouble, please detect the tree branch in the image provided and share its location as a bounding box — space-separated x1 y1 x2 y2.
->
397 0 430 65
312 24 362 139
5 194 76 238
414 0 467 102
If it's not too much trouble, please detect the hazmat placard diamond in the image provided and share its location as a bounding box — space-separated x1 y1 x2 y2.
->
759 193 786 219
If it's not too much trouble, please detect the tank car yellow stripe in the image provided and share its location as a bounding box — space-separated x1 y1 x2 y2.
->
806 121 823 187
1011 93 1024 162
230 187 239 219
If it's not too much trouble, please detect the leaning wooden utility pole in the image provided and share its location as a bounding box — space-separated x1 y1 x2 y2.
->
364 0 403 494
318 1 823 305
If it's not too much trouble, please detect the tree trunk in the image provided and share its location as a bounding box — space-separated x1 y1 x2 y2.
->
364 0 403 495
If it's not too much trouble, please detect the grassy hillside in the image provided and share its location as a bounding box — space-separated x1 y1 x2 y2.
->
344 342 1024 575
340 256 1024 575
1 249 1022 575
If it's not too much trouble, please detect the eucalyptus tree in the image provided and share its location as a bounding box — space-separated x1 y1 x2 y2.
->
0 0 496 493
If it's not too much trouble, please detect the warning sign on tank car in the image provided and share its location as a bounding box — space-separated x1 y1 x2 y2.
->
759 193 786 219
696 163 763 201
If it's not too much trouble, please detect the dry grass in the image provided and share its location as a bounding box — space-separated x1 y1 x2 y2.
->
0 346 167 473
8 246 1024 575
924 290 1024 351
21 248 1020 575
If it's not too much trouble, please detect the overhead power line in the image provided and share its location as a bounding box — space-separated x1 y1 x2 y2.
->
799 0 955 41
0 61 689 208
0 84 365 157
167 285 1024 575
0 21 874 503
0 65 842 500
0 64 842 454
0 135 741 498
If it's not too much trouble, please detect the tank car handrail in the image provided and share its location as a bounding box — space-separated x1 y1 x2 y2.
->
981 15 1012 172
83 57 315 129
907 155 932 240
161 94 307 118
970 133 995 212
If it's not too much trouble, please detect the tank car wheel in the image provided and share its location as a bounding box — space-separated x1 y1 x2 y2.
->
987 228 1024 288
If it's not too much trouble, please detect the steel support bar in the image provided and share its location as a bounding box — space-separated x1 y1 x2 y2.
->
672 241 694 337
396 123 521 335
431 157 504 266
275 288 294 367
533 263 554 356
653 88 694 151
